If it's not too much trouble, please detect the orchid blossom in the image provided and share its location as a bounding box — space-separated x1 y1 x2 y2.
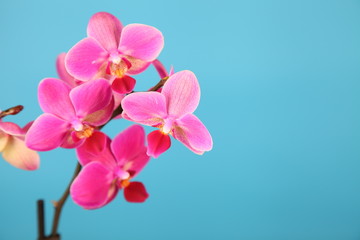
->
121 70 213 157
65 12 164 94
0 120 39 170
70 125 150 209
25 78 114 151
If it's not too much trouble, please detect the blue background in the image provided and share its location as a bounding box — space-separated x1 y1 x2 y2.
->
1 0 360 239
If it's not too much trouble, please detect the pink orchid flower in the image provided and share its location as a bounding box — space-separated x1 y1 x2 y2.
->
25 78 114 151
70 125 150 209
0 120 39 170
121 70 213 158
65 12 164 94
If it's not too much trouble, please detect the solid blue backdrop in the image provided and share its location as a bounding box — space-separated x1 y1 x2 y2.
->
1 0 360 239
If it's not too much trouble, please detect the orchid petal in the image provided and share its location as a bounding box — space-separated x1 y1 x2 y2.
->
111 125 150 175
21 121 34 133
0 132 9 151
162 70 200 117
173 114 213 154
124 181 149 203
56 53 78 87
60 132 85 149
65 37 108 81
118 24 164 62
111 76 136 94
125 56 151 75
83 97 114 126
147 130 171 158
70 79 112 119
38 78 75 120
112 92 125 119
70 162 115 209
76 131 116 168
121 92 167 126
25 113 70 151
87 12 123 52
2 136 40 170
169 66 174 76
0 121 23 136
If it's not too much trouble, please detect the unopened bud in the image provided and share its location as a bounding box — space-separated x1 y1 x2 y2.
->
0 105 24 119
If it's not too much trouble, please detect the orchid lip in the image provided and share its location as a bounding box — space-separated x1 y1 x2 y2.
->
115 167 130 180
109 52 122 64
161 117 175 134
71 119 83 131
71 120 94 139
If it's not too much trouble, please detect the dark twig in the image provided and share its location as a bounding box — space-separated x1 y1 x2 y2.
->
37 200 45 239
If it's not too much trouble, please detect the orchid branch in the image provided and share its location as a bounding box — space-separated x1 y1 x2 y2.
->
50 163 81 238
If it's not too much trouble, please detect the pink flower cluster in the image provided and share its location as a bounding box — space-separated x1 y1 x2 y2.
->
2 12 213 209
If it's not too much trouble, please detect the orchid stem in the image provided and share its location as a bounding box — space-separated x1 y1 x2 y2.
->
36 163 82 240
149 76 168 92
37 200 45 239
50 163 82 238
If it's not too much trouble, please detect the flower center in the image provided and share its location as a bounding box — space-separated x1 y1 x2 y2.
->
71 120 94 139
119 178 131 188
115 167 131 188
75 125 94 139
109 53 132 78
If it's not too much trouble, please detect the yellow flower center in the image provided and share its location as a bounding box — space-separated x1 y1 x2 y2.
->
75 124 94 139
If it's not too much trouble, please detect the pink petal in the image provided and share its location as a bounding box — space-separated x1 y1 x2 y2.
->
152 59 168 79
76 131 117 168
70 162 116 209
70 79 112 120
83 97 114 126
56 53 78 87
2 136 40 170
121 92 167 126
125 57 151 75
111 125 150 175
87 12 123 52
147 130 171 158
169 66 175 76
21 121 34 133
112 92 125 119
38 78 75 120
0 132 8 151
118 24 164 62
111 76 136 94
173 114 213 154
162 70 200 118
60 132 85 149
65 37 108 81
25 113 70 151
0 121 23 136
123 181 149 203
